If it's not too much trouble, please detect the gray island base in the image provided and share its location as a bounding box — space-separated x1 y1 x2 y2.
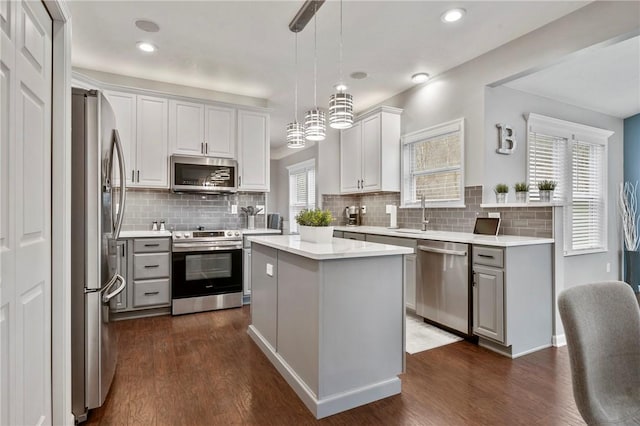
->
247 235 413 419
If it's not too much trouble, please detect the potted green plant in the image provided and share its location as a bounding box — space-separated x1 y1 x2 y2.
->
537 180 557 202
514 182 529 204
295 208 334 243
494 183 509 203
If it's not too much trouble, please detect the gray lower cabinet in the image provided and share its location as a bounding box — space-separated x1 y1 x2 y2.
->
112 237 172 317
365 234 417 311
472 244 552 358
472 264 504 342
343 231 365 241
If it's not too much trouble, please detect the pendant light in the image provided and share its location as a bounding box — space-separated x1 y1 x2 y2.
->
287 32 305 149
304 4 326 141
328 0 353 129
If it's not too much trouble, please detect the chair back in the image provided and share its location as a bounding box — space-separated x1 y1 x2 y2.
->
558 281 640 424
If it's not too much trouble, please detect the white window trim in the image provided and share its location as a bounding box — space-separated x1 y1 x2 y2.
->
400 118 465 208
526 113 613 256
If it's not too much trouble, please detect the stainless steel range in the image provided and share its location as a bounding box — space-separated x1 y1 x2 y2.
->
171 230 243 315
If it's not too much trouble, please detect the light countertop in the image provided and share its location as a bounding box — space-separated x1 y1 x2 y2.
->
240 228 282 235
334 226 553 247
118 230 172 239
248 235 413 260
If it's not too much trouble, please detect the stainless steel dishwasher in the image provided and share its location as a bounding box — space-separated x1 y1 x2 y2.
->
416 240 471 336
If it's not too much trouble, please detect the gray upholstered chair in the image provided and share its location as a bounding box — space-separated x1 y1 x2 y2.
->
558 281 640 425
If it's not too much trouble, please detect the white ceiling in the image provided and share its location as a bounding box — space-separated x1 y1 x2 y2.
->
504 35 640 119
68 1 590 148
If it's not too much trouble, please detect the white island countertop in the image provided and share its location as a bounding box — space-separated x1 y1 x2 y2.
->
118 230 172 238
240 228 282 235
248 234 413 260
334 226 553 247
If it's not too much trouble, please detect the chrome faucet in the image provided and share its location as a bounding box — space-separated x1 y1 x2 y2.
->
421 194 430 231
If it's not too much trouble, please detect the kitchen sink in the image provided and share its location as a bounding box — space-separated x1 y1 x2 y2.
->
394 228 430 234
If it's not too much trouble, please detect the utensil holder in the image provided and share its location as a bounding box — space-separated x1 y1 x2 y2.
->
248 215 255 230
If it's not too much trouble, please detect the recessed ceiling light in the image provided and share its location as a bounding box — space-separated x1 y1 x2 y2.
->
136 42 157 53
411 73 430 84
441 8 466 23
135 19 160 33
350 71 368 80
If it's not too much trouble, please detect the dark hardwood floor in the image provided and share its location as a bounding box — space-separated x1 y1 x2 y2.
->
86 306 583 425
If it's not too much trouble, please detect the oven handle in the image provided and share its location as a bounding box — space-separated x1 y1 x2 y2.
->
172 244 242 253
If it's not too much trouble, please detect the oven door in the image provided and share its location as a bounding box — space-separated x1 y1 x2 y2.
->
172 248 242 299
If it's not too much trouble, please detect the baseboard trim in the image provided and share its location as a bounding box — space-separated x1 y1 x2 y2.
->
248 325 401 419
553 334 567 347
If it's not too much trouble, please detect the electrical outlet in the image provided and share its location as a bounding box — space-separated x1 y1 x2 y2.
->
256 205 265 215
231 204 238 214
488 212 500 219
266 263 274 277
361 206 367 214
606 262 611 273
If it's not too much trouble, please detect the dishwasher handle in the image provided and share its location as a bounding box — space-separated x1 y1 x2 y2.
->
418 245 467 256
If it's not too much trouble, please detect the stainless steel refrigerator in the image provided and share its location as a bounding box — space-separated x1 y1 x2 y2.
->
71 88 127 422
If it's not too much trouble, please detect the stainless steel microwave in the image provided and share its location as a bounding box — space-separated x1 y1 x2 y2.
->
171 155 238 194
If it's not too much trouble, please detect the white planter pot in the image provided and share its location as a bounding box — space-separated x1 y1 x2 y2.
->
298 225 334 244
539 190 554 203
515 192 528 203
495 193 508 203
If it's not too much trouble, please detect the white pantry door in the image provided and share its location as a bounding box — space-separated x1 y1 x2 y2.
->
0 0 53 425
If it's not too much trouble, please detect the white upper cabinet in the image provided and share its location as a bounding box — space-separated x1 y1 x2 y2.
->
169 100 236 158
339 106 402 194
136 95 169 188
106 90 169 189
104 91 136 186
169 99 205 156
205 105 236 158
237 109 270 192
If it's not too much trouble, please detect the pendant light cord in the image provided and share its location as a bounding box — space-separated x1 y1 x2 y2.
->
339 0 343 87
294 32 298 122
313 2 318 106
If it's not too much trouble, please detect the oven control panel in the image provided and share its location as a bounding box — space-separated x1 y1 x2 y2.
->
173 230 242 240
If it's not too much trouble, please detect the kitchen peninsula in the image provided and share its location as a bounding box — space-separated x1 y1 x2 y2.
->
247 235 413 419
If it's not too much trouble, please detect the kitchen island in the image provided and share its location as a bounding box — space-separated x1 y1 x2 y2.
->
247 235 413 419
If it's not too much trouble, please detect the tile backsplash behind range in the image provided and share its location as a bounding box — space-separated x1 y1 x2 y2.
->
322 186 552 238
121 189 266 231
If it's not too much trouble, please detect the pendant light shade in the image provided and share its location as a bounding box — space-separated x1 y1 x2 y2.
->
328 0 354 129
287 32 305 149
304 3 326 141
329 92 353 129
304 108 326 141
286 122 306 148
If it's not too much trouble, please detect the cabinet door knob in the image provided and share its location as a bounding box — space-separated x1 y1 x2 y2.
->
137 170 140 182
201 142 204 154
132 170 135 182
205 143 208 154
239 176 241 187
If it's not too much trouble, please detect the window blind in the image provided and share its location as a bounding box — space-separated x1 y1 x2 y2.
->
288 162 315 233
526 113 611 255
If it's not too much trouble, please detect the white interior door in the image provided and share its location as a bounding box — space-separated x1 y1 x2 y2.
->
0 0 53 424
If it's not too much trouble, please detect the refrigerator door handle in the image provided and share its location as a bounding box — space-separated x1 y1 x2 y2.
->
102 274 126 303
111 129 127 239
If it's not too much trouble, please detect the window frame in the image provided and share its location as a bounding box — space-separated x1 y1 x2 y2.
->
526 113 613 256
286 158 316 233
400 118 465 208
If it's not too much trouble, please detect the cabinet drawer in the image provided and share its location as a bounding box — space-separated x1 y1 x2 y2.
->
133 279 171 307
133 238 170 253
134 253 170 279
473 246 504 268
343 231 365 241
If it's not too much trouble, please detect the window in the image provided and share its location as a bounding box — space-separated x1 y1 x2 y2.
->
401 118 465 207
526 113 612 255
287 159 316 233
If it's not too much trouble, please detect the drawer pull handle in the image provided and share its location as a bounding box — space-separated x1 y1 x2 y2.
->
144 291 160 296
478 254 494 258
144 243 160 247
144 264 160 268
205 285 213 289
